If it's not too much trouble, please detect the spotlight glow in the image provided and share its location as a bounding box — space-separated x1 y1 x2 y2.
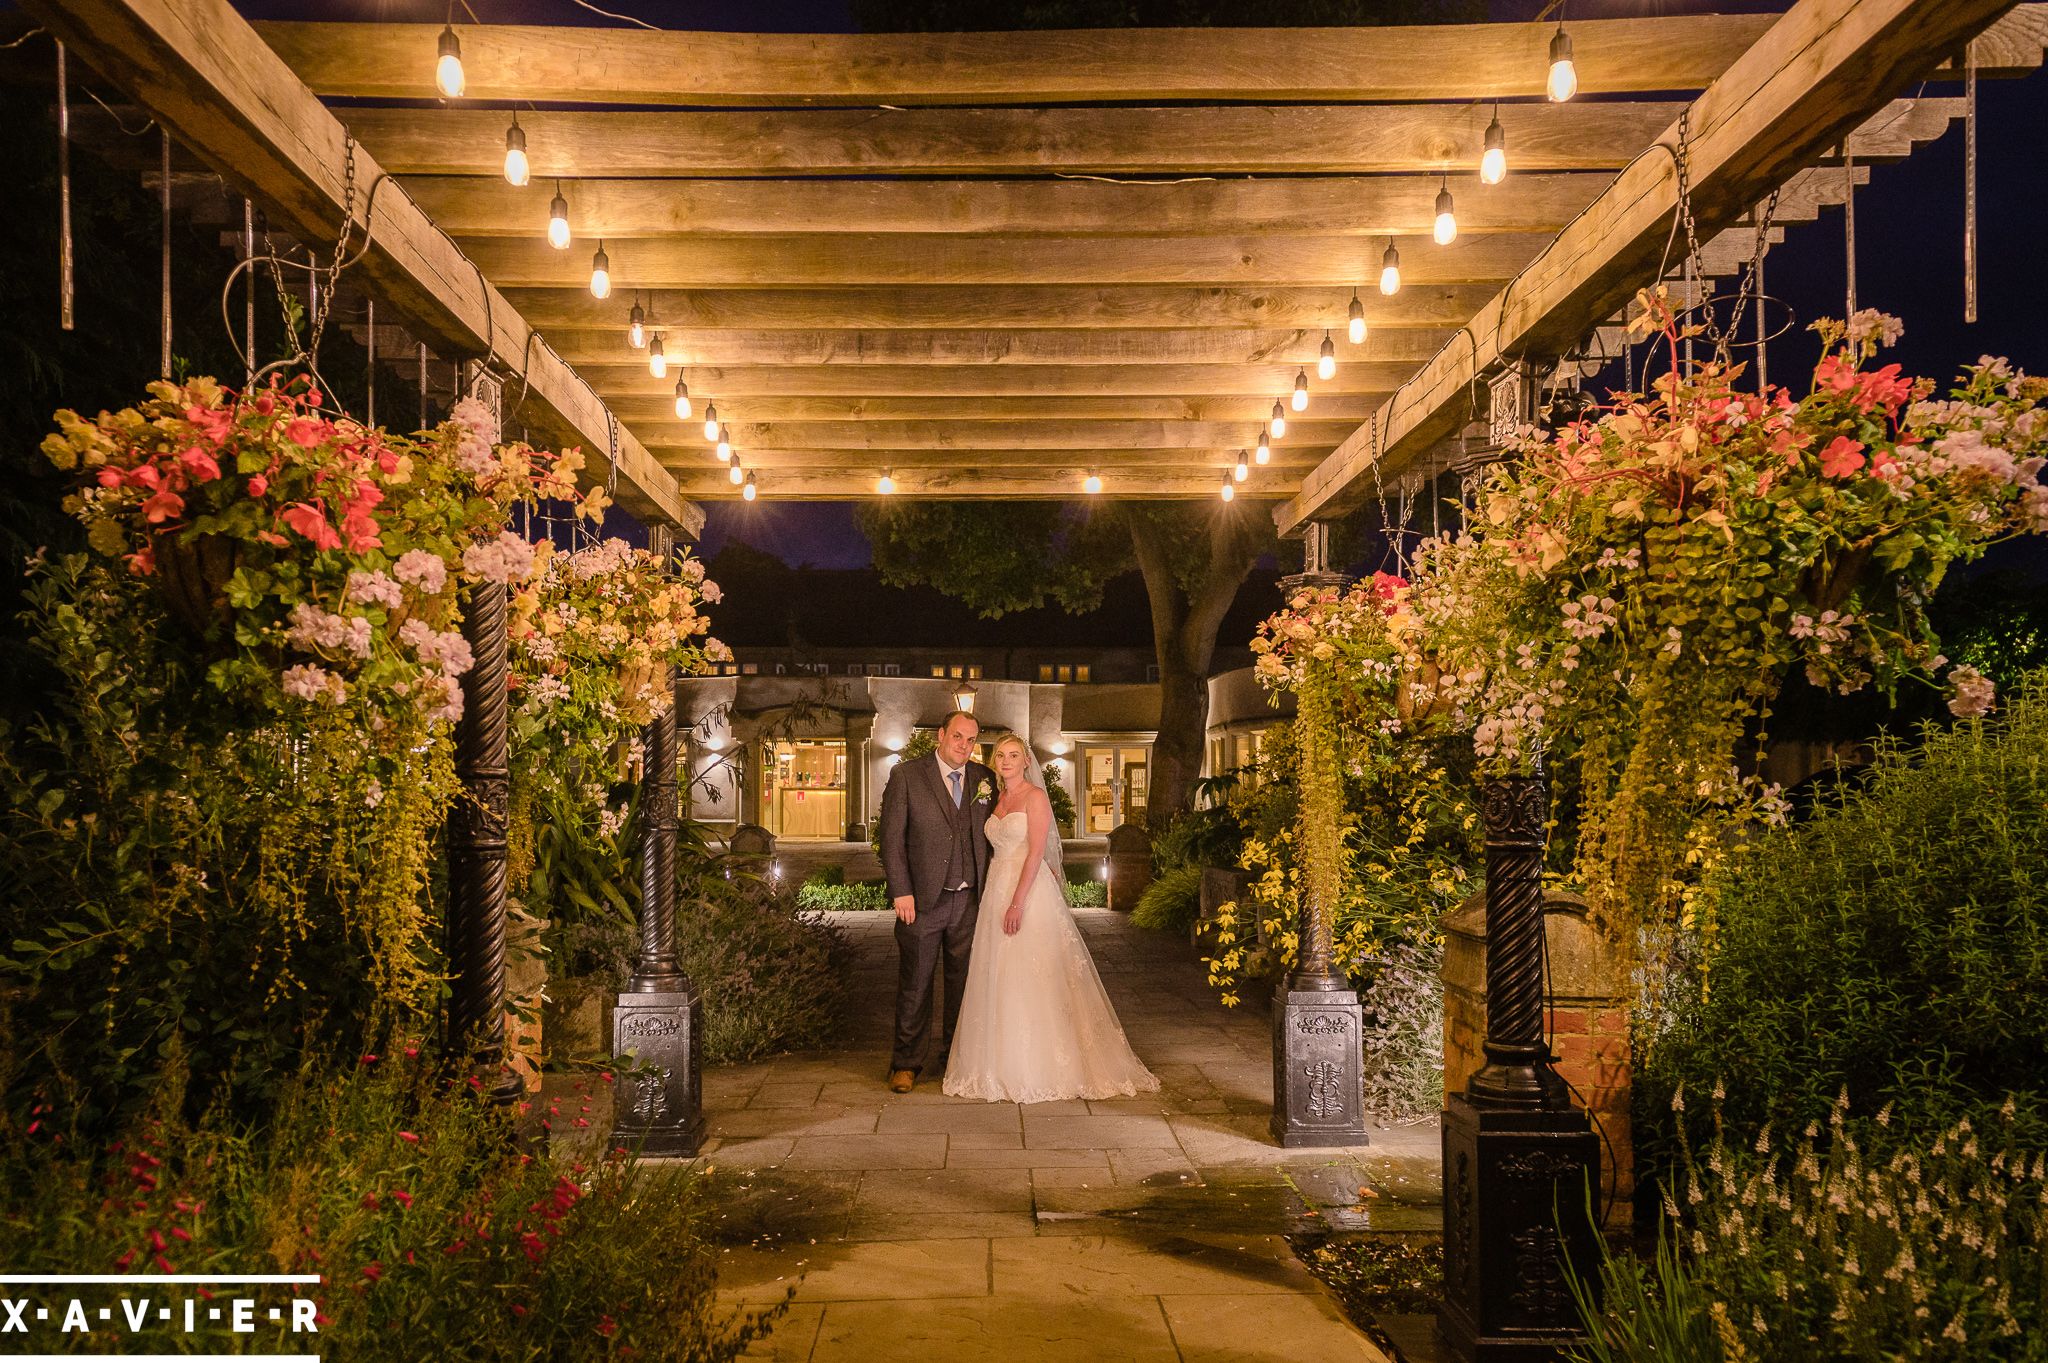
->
877 470 896 495
1083 472 1103 494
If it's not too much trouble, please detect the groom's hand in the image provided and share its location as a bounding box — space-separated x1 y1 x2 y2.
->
893 895 916 924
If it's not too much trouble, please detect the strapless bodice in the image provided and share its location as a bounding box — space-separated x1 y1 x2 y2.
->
984 809 1030 850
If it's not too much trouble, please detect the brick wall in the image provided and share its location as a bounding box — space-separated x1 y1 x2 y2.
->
1442 889 1633 1223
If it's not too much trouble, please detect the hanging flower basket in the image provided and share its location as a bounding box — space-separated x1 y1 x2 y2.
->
1395 655 1455 726
1801 542 1875 615
616 660 669 726
151 530 241 635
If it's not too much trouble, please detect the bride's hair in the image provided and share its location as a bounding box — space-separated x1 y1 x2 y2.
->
991 734 1035 790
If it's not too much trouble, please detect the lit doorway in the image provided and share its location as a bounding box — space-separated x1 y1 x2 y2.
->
1081 745 1149 833
763 738 847 840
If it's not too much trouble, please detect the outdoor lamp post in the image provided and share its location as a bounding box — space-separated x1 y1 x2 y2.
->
611 673 708 1157
952 681 977 714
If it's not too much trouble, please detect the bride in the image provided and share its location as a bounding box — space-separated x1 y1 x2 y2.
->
943 735 1158 1103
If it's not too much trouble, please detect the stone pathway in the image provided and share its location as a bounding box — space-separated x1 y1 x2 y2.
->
694 909 1440 1363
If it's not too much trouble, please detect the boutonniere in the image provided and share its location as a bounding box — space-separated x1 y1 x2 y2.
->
973 778 996 805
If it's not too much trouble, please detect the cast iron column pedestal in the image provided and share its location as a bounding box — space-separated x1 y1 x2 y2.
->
446 579 525 1112
1437 772 1600 1362
610 690 707 1157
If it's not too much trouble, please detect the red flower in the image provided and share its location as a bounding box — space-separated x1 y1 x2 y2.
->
178 446 222 481
280 502 342 550
96 466 123 489
248 475 268 497
285 417 331 449
127 463 161 491
397 1130 420 1144
113 1248 136 1272
391 1189 414 1210
360 1262 382 1282
256 530 288 548
1819 436 1867 479
597 1315 618 1337
361 1193 380 1211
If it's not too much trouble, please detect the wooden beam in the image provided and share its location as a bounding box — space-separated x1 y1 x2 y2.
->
504 285 1499 333
655 448 1332 469
576 363 1412 398
402 173 1610 239
462 234 1550 289
677 469 1290 500
549 328 1451 368
633 421 1360 451
22 0 694 534
603 394 1390 423
341 103 1683 178
1280 0 2021 534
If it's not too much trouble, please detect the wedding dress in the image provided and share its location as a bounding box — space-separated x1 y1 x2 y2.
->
943 809 1159 1103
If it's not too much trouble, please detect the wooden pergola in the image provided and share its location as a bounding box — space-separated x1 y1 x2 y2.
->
25 0 2047 534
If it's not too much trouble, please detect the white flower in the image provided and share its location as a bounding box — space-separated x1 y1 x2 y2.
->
286 602 373 659
281 663 346 705
461 531 538 585
417 671 465 724
1947 665 1996 719
345 569 403 610
364 777 384 809
699 578 723 604
399 618 475 677
393 549 449 595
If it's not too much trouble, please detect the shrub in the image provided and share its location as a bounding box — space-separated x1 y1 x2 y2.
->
1357 935 1445 1121
1151 801 1247 875
1572 1093 2048 1363
1641 674 2048 1158
1063 879 1108 908
0 1052 780 1360
795 880 889 912
674 868 851 1064
802 864 846 889
1131 865 1203 934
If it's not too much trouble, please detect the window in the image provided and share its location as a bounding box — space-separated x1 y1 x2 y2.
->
882 663 901 677
741 662 759 675
949 664 965 679
1055 665 1073 683
1075 664 1092 683
967 665 983 679
1037 664 1054 683
1145 664 1160 682
929 665 945 678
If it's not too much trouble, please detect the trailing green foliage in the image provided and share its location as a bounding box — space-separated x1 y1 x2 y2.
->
1131 865 1204 934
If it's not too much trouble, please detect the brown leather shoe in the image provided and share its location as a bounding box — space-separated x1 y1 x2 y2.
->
888 1069 915 1094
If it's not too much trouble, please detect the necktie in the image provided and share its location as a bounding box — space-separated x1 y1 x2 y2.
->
948 769 962 807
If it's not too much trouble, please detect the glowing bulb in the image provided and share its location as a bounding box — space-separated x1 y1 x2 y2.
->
877 470 896 495
1083 472 1103 495
702 403 719 443
589 241 611 299
1348 292 1366 345
648 336 666 379
627 301 645 350
1481 109 1507 185
741 470 757 501
727 461 744 485
1255 429 1271 464
673 377 692 420
1548 26 1577 102
502 119 528 186
1292 369 1309 413
1219 478 1235 503
435 25 464 98
1317 331 1336 381
1233 451 1249 483
1379 240 1401 296
1270 400 1287 439
716 425 732 461
546 186 570 250
1434 181 1457 246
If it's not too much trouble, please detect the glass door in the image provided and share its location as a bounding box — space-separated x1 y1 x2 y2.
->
1082 745 1152 833
763 738 847 840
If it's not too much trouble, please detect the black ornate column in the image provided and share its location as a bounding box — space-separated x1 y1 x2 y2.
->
1438 767 1600 1361
446 578 524 1111
610 680 706 1157
1268 521 1371 1148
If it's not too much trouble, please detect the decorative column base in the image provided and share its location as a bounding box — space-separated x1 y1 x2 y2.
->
1269 980 1371 1148
609 987 706 1158
1438 1093 1600 1361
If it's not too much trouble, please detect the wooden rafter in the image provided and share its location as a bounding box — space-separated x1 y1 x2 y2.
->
543 329 1454 368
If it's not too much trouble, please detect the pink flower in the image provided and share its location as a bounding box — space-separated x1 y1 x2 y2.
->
393 549 449 595
280 664 346 706
96 466 123 488
397 1131 420 1144
280 502 343 551
248 475 269 497
140 489 186 524
1948 665 1996 718
285 417 330 449
178 446 222 481
1818 436 1867 479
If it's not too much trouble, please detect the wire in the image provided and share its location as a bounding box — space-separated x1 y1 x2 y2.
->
563 0 660 29
82 85 156 135
0 26 44 49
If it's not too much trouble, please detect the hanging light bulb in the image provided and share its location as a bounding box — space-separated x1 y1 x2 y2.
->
1548 23 1578 102
1380 239 1402 296
435 24 464 99
877 469 896 495
672 377 692 420
1292 369 1310 413
1255 428 1271 464
1233 450 1250 483
702 402 719 443
627 299 645 350
1481 106 1507 185
503 116 529 186
727 460 744 485
1348 291 1366 345
647 335 667 379
1317 330 1337 381
1219 477 1236 503
716 425 732 461
547 184 570 250
1084 471 1103 495
1270 400 1288 440
741 470 757 501
589 240 611 299
1434 179 1458 246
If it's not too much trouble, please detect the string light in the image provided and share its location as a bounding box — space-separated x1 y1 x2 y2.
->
627 298 645 349
546 183 570 250
647 335 667 379
702 402 719 443
1379 239 1402 295
877 469 896 495
716 424 732 461
1317 330 1337 381
1481 106 1507 184
1084 471 1103 494
1291 369 1309 412
1548 20 1578 102
502 115 528 186
727 461 744 484
741 470 757 501
589 240 611 299
1434 178 1458 246
435 24 464 99
1348 291 1366 345
672 376 691 420
1255 428 1271 464
1270 400 1288 439
1219 477 1236 503
1233 450 1250 482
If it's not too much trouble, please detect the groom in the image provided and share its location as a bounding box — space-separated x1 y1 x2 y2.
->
876 709 994 1093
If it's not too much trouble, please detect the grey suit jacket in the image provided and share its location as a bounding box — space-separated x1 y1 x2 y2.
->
877 753 994 914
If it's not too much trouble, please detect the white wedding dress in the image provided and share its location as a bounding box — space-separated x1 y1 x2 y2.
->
943 810 1159 1103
